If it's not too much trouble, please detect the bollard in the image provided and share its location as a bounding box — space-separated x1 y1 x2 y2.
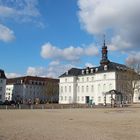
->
19 105 21 109
41 105 44 109
30 105 33 109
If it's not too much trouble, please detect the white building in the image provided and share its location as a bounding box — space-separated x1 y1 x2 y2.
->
59 41 138 105
133 79 140 103
6 76 59 104
5 85 14 101
0 69 6 103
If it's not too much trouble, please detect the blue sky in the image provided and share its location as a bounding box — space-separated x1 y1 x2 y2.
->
0 0 140 78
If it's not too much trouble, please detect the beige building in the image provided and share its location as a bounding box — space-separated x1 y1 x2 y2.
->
6 76 59 104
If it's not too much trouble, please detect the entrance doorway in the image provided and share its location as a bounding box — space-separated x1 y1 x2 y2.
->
86 96 90 104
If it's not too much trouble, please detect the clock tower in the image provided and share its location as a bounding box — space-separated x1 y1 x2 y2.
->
100 36 110 66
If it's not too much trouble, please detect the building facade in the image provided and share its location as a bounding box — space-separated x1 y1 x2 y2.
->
6 76 59 104
59 42 138 105
0 69 6 103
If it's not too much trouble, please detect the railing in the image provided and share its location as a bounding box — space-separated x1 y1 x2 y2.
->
0 103 130 110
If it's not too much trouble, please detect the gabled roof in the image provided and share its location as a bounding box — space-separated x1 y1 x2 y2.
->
59 61 132 78
0 69 6 79
7 76 59 85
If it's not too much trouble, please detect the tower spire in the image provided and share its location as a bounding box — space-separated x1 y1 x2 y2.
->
103 34 106 46
100 34 110 66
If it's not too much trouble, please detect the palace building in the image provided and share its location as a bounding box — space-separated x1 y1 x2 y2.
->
6 76 59 104
59 41 139 105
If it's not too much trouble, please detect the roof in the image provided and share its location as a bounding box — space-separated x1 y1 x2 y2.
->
59 61 132 78
7 76 59 85
0 69 6 79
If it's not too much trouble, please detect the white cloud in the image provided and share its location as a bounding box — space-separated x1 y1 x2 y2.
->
6 72 21 78
40 42 99 62
0 0 40 22
0 0 42 42
125 52 140 66
78 0 140 52
0 24 15 42
0 6 16 18
27 63 74 78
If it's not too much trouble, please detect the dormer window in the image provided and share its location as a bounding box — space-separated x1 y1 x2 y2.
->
66 71 68 75
82 70 84 75
104 65 107 71
91 69 93 73
86 69 89 74
95 68 98 72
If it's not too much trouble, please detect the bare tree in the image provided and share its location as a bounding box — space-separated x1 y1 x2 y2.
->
125 64 140 103
44 81 59 103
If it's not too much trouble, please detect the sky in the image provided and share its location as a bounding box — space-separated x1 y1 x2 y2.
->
0 0 140 78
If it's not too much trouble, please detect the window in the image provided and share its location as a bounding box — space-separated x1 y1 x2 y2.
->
77 96 79 101
82 70 84 74
77 86 80 92
69 96 71 101
86 69 89 74
65 78 67 82
92 77 94 81
103 74 106 79
87 77 89 82
91 85 94 92
104 65 107 71
66 71 68 75
65 96 67 101
82 86 84 93
65 86 67 93
82 96 84 101
103 84 106 91
109 84 112 90
91 96 94 101
0 87 2 91
61 86 63 93
91 69 93 73
98 97 101 102
116 74 119 79
98 84 100 92
86 86 89 92
95 68 98 72
61 96 63 101
69 86 71 92
82 77 84 82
